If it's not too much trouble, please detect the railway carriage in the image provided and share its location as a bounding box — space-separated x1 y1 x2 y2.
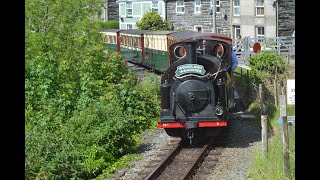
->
100 29 121 53
118 30 151 63
143 31 174 72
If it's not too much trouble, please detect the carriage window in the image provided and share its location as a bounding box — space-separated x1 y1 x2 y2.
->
107 35 110 43
129 37 133 47
123 36 127 45
213 44 224 58
174 45 187 59
134 38 141 48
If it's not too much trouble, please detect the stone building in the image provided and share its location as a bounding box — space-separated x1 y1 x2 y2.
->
166 0 214 32
278 0 295 36
106 0 294 37
100 0 119 21
214 0 231 35
230 0 277 39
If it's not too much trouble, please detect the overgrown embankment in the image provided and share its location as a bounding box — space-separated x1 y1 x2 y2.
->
25 0 160 179
240 51 295 180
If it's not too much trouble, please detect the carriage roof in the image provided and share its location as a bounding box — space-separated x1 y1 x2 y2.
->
99 29 123 33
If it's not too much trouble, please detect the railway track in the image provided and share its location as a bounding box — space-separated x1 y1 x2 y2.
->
126 60 162 82
134 127 229 180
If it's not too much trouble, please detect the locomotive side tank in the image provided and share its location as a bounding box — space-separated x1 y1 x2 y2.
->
158 37 234 144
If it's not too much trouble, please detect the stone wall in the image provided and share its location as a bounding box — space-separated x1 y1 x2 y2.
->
278 0 295 36
166 0 213 32
108 0 119 21
215 0 231 35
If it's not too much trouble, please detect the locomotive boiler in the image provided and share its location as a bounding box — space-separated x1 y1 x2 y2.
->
158 38 235 144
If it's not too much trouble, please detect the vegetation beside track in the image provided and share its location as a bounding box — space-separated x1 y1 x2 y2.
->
246 104 295 180
25 0 160 179
240 51 295 180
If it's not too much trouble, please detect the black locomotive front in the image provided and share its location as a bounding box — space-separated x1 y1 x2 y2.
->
158 39 234 143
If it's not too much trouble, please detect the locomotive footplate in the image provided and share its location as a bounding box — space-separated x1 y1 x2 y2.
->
158 119 227 128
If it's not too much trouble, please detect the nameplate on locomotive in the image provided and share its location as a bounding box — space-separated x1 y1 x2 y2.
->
175 64 206 77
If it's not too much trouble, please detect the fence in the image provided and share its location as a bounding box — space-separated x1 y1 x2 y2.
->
232 36 295 65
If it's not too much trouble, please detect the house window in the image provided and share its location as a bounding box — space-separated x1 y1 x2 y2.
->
176 1 185 13
210 0 220 14
195 0 201 14
256 26 264 41
256 0 264 16
216 0 220 13
126 2 132 17
234 25 240 39
127 24 133 30
152 1 158 13
217 28 222 34
194 25 202 32
233 0 240 16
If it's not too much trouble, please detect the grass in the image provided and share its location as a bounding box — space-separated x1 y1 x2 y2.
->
246 104 295 180
246 127 295 180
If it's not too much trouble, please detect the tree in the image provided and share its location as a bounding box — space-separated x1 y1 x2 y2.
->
136 10 170 30
100 20 119 29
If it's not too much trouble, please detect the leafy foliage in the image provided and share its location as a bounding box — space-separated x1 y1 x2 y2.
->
25 0 160 179
248 51 287 84
136 10 171 30
100 20 119 29
247 51 295 104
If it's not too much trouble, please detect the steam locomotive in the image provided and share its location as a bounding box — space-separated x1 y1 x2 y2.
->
100 29 236 144
158 37 235 145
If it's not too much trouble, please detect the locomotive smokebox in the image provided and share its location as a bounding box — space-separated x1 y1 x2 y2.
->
185 40 198 64
160 80 171 116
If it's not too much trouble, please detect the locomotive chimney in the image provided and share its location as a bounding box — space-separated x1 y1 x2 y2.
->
185 40 198 64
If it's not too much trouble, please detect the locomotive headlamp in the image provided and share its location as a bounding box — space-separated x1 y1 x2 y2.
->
215 106 224 116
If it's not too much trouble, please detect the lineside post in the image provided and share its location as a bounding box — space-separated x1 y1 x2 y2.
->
259 84 267 158
261 115 268 158
273 79 277 106
259 84 263 116
280 95 289 177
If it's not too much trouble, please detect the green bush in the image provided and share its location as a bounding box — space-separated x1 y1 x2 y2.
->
136 10 171 30
248 51 287 84
100 20 119 29
26 99 139 179
25 1 161 179
25 70 160 179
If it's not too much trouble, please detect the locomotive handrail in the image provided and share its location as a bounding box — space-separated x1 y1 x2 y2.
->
209 66 229 80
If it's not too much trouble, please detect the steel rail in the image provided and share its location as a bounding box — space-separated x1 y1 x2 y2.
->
181 138 214 180
144 140 183 180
